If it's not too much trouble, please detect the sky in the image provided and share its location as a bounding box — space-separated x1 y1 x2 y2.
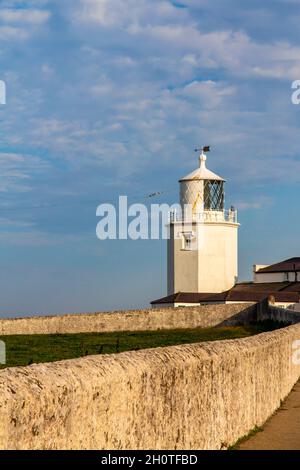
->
0 0 300 316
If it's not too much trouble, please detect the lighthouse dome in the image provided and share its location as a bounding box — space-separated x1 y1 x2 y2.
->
179 153 225 182
179 151 225 212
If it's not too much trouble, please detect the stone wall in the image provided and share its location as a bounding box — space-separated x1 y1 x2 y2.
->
1 322 300 449
0 302 300 450
0 303 257 336
258 304 300 325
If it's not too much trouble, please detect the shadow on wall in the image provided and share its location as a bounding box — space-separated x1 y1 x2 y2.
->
218 299 300 327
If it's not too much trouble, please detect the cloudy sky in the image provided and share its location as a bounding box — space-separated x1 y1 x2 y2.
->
0 0 300 316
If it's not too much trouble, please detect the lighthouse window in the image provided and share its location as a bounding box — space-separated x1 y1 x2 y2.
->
204 180 224 211
182 232 193 250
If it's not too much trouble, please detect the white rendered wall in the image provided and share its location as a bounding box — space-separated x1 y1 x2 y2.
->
274 302 297 310
167 220 238 294
167 223 198 294
254 272 298 283
180 180 204 210
290 302 300 312
196 222 238 292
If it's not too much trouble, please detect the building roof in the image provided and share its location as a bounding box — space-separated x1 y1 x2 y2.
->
151 282 300 305
179 153 225 182
255 258 300 274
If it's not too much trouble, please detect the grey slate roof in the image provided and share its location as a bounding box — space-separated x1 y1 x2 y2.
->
151 282 300 305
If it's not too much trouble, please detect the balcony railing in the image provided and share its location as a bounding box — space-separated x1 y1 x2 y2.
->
169 209 238 224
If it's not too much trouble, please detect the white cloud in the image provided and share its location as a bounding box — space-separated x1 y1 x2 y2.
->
74 0 186 28
181 80 236 108
74 0 136 27
0 8 51 25
127 22 300 80
0 25 28 40
41 63 55 78
0 218 35 228
0 152 50 192
236 197 274 210
68 0 300 84
90 78 114 96
0 230 86 247
236 201 262 210
0 7 51 41
1 0 300 194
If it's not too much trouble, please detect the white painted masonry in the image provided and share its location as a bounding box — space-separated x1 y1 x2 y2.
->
167 150 239 294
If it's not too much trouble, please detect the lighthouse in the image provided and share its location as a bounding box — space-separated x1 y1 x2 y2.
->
167 147 239 295
152 148 300 310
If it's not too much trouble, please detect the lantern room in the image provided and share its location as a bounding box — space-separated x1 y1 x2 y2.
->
179 151 225 217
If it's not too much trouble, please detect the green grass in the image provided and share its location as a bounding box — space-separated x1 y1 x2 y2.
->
0 321 282 369
228 425 263 450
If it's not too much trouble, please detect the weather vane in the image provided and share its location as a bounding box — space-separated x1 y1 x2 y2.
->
194 145 210 153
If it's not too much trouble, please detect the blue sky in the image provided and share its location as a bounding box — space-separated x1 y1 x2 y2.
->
0 0 300 316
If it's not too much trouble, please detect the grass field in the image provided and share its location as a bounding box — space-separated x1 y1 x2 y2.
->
0 321 283 369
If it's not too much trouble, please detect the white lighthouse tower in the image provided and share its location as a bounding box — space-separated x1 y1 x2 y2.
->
167 148 239 295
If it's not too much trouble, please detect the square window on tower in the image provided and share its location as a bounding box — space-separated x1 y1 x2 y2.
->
181 231 194 250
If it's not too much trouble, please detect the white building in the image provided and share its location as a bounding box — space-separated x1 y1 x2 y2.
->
167 149 239 295
151 150 300 310
253 259 300 284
